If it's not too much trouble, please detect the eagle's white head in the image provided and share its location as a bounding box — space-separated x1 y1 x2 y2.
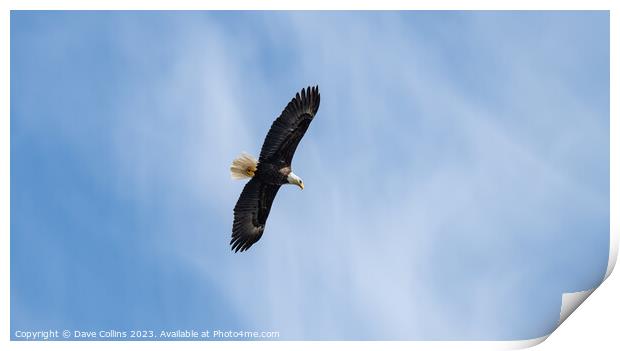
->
287 172 304 190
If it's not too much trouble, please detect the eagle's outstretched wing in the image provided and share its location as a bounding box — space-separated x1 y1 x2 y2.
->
258 86 320 166
231 178 281 252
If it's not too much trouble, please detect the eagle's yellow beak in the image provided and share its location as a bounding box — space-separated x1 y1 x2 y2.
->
298 182 304 190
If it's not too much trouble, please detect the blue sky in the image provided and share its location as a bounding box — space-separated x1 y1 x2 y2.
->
11 11 609 340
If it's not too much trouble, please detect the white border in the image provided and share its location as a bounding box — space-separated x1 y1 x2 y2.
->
0 0 617 10
607 4 618 282
1 1 617 350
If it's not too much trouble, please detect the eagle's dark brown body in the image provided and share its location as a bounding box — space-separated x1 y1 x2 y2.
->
255 163 290 186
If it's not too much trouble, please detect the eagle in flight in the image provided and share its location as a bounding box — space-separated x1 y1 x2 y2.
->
229 86 321 252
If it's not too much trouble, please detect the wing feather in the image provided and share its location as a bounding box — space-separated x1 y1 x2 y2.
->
258 86 320 165
231 178 281 252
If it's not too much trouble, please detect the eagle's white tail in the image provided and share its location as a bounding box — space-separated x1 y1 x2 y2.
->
230 152 258 180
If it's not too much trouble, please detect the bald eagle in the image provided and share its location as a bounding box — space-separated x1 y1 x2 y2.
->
229 86 321 252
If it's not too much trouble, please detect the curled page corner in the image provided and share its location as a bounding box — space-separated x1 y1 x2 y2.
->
505 289 595 350
554 228 618 329
558 289 594 326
